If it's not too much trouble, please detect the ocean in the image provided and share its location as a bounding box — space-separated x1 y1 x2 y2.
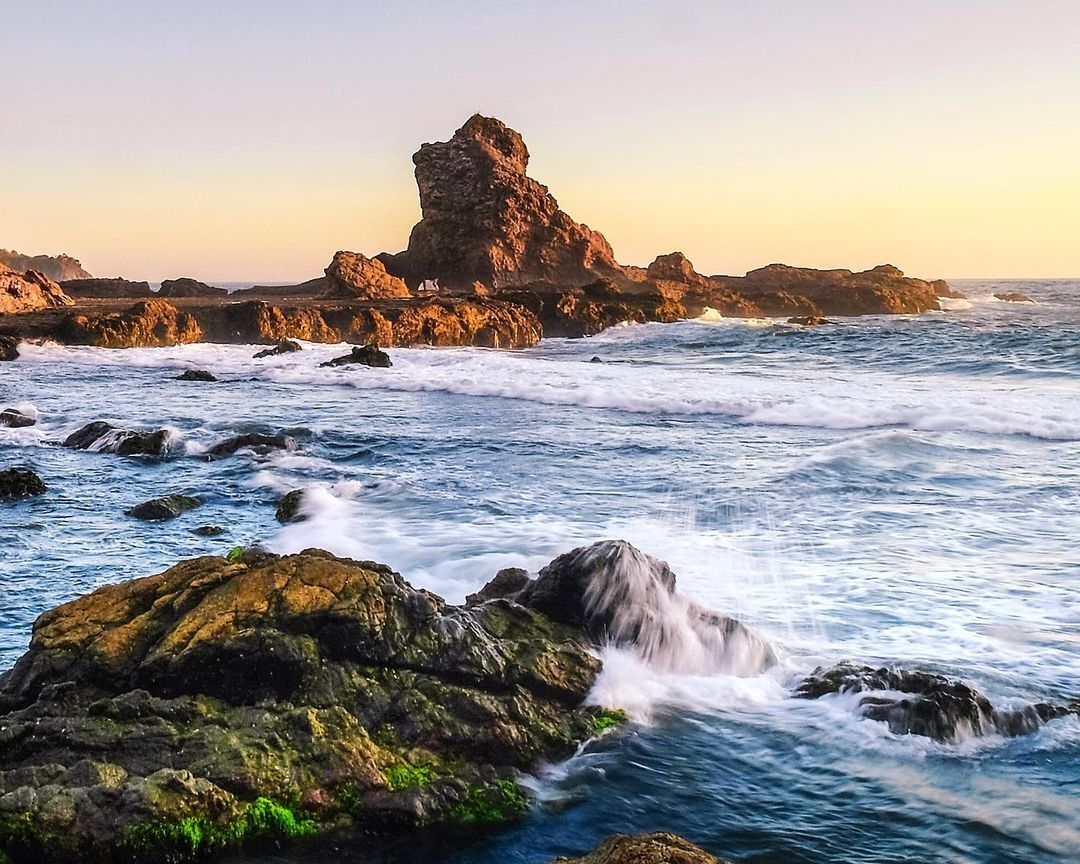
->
1 280 1077 863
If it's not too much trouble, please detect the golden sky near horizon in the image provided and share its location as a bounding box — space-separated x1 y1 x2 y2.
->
3 1 1078 281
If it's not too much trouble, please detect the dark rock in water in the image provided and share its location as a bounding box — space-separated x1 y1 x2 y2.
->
192 525 225 537
0 336 19 361
475 540 776 675
0 408 35 428
63 421 174 457
206 431 295 459
933 280 966 300
126 494 203 521
0 467 46 499
253 339 303 358
589 356 603 363
466 567 531 606
0 549 601 860
275 488 307 524
320 344 392 368
787 315 834 326
559 833 727 864
176 369 218 382
795 661 1078 742
994 292 1034 303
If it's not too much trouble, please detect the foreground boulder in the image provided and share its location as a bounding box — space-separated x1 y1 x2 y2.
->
559 833 727 864
796 662 1079 742
205 432 294 459
126 494 203 521
471 540 775 676
0 408 35 428
0 548 603 861
0 265 74 314
0 467 46 499
320 344 392 368
63 421 175 457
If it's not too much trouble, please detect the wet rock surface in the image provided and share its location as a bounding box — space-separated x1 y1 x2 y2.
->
0 549 603 860
320 344 392 368
275 488 307 523
126 494 203 521
796 662 1079 741
0 409 35 428
557 833 727 864
62 421 174 457
205 432 295 459
253 339 302 358
788 315 834 326
0 467 46 499
994 292 1034 303
175 369 217 382
0 336 18 361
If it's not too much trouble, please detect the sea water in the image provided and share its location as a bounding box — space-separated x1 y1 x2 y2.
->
1 280 1077 863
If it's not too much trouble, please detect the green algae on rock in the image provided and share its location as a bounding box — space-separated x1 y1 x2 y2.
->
0 548 602 862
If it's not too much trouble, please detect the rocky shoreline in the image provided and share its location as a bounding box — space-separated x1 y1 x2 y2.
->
1 115 957 353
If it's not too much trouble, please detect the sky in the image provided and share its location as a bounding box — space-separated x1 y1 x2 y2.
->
2 0 1079 281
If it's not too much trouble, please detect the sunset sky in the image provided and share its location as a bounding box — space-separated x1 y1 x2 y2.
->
4 1 1078 281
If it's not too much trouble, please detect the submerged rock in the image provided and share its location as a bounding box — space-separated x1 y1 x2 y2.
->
192 525 225 537
63 421 174 457
126 494 203 521
796 662 1078 742
275 489 307 524
253 339 302 358
320 344 392 368
787 315 833 326
175 369 217 382
0 467 46 499
205 432 295 459
559 833 727 864
0 549 602 861
994 292 1034 303
0 336 18 361
472 540 775 676
0 408 35 428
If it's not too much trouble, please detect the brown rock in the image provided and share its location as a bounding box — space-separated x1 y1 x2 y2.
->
646 252 707 287
0 335 19 360
0 265 74 315
323 251 411 299
159 277 227 298
994 292 1034 303
932 279 966 299
59 277 153 299
556 833 727 864
59 298 203 347
379 114 624 290
0 249 91 282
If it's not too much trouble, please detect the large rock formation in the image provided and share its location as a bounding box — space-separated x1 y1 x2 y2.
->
0 250 91 282
59 277 153 299
559 833 727 864
0 549 603 861
158 277 226 298
323 251 411 299
59 298 203 347
379 114 623 291
0 265 74 315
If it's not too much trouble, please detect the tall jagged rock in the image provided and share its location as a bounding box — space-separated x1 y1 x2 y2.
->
0 264 74 314
0 249 91 282
379 115 623 290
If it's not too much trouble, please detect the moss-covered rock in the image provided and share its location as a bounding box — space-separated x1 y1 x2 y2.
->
0 549 601 862
557 832 728 863
0 468 46 500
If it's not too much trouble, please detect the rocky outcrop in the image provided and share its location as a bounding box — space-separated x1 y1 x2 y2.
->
59 277 153 299
501 287 684 338
472 540 775 676
796 662 1079 742
934 280 967 299
0 266 74 315
205 432 294 459
0 467 46 499
558 833 727 864
646 252 707 287
788 315 833 326
323 251 411 299
0 250 91 282
275 489 307 524
0 548 604 861
320 344 392 368
126 495 203 521
59 299 203 347
0 408 35 428
379 115 623 291
254 339 302 358
994 292 1034 303
63 421 175 457
158 278 226 298
0 336 17 361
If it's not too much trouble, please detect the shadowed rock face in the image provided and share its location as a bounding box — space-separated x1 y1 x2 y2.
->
0 265 74 314
379 114 623 291
159 277 227 298
63 421 175 457
59 277 153 299
0 467 47 499
796 662 1079 742
558 833 727 864
0 549 602 858
0 249 90 282
472 540 776 676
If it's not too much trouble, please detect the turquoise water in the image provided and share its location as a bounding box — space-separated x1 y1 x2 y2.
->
1 281 1078 863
